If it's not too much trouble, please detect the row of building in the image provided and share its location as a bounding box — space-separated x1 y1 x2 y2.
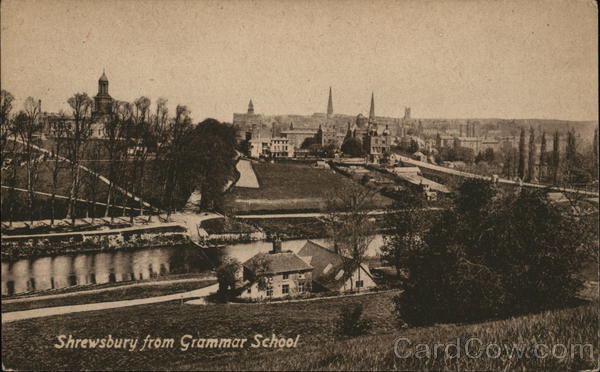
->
241 90 398 161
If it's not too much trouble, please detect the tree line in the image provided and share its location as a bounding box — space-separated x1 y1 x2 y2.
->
0 89 238 225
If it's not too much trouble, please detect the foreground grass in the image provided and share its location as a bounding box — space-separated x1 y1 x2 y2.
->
1 279 217 313
2 290 597 371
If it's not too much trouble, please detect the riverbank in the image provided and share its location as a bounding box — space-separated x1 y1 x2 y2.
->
1 223 191 260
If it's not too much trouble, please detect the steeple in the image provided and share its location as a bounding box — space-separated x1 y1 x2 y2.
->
327 87 334 117
368 92 375 123
248 99 254 114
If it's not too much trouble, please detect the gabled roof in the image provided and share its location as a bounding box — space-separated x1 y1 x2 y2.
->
297 240 372 291
243 251 313 275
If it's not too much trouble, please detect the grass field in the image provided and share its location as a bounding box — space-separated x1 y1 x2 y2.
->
2 290 597 371
1 279 217 313
225 161 393 213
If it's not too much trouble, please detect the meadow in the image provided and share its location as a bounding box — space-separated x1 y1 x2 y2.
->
225 161 393 213
2 290 597 371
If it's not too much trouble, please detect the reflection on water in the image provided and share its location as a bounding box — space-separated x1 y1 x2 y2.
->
1 235 384 296
1 245 218 296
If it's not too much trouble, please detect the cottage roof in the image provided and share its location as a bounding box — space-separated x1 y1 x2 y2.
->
243 251 313 275
297 240 373 291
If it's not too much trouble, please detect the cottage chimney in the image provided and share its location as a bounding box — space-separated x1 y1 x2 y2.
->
271 236 282 254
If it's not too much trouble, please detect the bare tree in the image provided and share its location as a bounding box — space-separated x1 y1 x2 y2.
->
324 183 376 290
65 93 93 224
0 90 17 225
131 96 152 222
103 100 129 222
48 112 69 224
14 97 42 224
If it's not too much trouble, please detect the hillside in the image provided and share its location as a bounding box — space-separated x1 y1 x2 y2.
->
2 291 597 370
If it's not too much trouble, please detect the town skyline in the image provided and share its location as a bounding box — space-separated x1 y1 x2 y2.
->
1 0 598 122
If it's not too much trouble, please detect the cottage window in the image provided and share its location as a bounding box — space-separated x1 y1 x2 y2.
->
282 284 289 295
266 288 273 297
283 273 289 280
298 282 305 293
355 280 364 288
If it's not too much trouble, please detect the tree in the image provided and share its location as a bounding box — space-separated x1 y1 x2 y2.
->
324 183 376 290
48 112 69 224
14 98 42 224
539 131 547 182
131 96 152 221
527 127 536 182
394 179 588 326
552 130 560 184
65 93 93 223
216 257 241 297
518 127 526 180
103 100 130 221
188 118 239 212
0 90 17 224
382 188 429 278
341 137 364 157
593 128 599 180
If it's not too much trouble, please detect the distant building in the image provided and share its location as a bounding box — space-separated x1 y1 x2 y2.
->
240 239 313 300
43 71 114 139
92 71 113 120
297 240 376 293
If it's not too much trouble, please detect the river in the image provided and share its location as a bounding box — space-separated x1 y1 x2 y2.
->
1 235 385 297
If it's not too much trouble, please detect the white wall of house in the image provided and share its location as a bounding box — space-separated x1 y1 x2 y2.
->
240 270 312 300
339 265 377 292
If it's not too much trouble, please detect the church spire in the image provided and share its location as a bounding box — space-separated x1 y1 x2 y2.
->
368 92 375 122
327 87 333 117
248 99 254 114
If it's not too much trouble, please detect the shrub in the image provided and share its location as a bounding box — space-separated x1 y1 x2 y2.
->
335 303 372 337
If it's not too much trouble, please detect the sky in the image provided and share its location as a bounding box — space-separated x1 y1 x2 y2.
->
1 0 598 122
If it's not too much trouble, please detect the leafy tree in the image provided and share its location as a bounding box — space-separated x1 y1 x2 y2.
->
341 137 364 157
216 257 241 297
407 139 419 154
393 179 588 326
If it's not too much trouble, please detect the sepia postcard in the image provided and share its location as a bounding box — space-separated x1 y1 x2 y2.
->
1 0 598 370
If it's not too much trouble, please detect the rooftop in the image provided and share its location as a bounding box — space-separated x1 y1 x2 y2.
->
243 251 313 275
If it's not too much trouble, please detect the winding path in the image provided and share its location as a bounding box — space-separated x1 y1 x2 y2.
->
2 283 218 323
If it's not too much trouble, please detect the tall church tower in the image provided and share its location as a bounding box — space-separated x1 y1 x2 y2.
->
368 92 375 123
327 87 334 117
248 99 255 114
93 70 113 119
